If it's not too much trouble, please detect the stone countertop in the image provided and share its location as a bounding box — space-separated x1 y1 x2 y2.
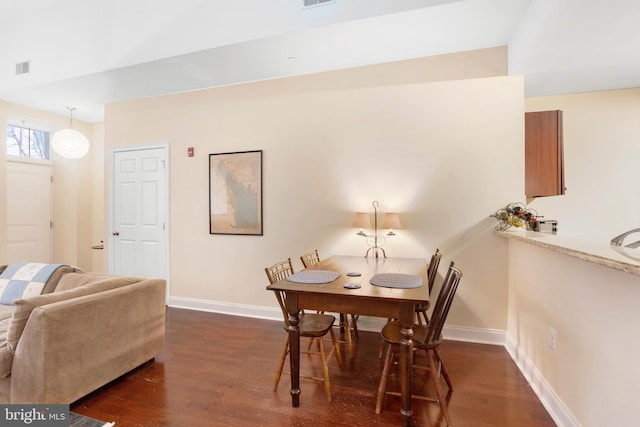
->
494 229 640 277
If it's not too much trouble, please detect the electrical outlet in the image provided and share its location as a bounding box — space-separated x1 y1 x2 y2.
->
548 327 557 351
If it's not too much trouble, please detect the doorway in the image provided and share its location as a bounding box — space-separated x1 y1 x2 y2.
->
109 144 169 297
6 159 52 263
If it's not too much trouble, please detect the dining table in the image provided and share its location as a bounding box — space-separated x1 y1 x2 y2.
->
266 255 428 427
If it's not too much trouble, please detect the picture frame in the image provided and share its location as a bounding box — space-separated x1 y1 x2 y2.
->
209 150 263 235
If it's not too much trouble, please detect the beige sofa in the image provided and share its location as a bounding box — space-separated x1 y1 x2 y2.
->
0 266 166 404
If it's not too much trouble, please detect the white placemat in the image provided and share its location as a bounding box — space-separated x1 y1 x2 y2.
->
370 273 423 289
286 270 341 284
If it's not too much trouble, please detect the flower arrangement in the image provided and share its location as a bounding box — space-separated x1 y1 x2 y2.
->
493 203 540 231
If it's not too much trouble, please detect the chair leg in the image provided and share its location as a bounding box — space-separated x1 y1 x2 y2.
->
427 349 452 426
378 340 387 359
434 347 453 391
318 336 332 402
375 343 395 414
307 337 316 351
378 317 392 358
273 334 290 392
329 328 343 369
308 311 325 351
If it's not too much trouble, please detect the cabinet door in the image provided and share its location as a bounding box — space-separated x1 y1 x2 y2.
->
525 110 565 197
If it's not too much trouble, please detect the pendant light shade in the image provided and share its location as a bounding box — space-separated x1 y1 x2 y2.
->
51 107 89 159
52 128 89 159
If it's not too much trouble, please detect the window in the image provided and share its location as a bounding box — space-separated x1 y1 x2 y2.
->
6 124 50 160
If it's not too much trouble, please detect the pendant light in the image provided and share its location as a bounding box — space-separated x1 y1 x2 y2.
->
51 107 90 159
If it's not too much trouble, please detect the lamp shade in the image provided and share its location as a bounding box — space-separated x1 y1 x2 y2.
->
51 128 90 159
351 212 371 229
381 213 401 230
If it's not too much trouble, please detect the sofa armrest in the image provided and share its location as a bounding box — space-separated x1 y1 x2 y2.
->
10 279 166 404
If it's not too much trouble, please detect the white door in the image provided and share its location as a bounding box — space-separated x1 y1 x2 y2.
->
111 146 168 281
6 160 52 263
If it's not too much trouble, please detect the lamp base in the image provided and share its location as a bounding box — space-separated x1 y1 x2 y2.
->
364 246 387 259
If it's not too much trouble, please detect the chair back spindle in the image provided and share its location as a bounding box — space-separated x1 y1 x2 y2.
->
426 248 443 294
300 250 320 269
265 258 296 326
423 261 462 346
414 248 443 326
265 258 294 284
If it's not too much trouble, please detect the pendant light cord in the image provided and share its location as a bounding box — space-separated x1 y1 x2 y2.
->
67 106 76 128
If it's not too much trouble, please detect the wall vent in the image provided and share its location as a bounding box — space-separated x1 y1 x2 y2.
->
15 60 30 75
303 0 335 9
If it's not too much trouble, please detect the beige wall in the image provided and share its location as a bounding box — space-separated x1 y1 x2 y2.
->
0 103 7 262
90 122 106 272
0 100 95 271
507 240 640 426
504 89 640 427
507 89 640 425
525 89 640 242
2 47 519 332
104 50 523 331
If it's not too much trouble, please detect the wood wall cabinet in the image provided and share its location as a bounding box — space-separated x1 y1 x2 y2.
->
525 110 565 197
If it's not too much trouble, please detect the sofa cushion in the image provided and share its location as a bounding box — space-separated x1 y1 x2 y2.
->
0 305 12 323
5 275 139 356
41 266 81 294
54 272 123 292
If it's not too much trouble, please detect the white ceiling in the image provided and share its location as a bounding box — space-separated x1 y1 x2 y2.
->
0 0 638 123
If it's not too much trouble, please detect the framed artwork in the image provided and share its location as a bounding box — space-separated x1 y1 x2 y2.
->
209 150 263 235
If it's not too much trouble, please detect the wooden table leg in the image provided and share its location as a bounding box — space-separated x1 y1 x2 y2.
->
286 293 301 407
398 303 414 427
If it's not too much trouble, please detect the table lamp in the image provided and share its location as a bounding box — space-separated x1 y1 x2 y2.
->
352 201 400 258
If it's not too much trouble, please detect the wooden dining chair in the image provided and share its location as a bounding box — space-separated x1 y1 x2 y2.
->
378 248 442 358
300 250 359 352
265 258 343 402
375 261 462 426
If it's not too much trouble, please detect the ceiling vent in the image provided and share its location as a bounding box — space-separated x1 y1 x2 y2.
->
15 60 30 75
303 0 335 9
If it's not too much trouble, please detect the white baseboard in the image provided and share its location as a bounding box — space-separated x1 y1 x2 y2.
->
168 296 281 322
442 325 506 346
505 334 580 427
168 297 577 426
167 296 505 345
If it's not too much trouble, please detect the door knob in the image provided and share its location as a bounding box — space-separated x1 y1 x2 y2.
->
112 231 120 236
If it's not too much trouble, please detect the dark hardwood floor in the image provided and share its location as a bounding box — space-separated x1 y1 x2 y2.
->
71 308 556 426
